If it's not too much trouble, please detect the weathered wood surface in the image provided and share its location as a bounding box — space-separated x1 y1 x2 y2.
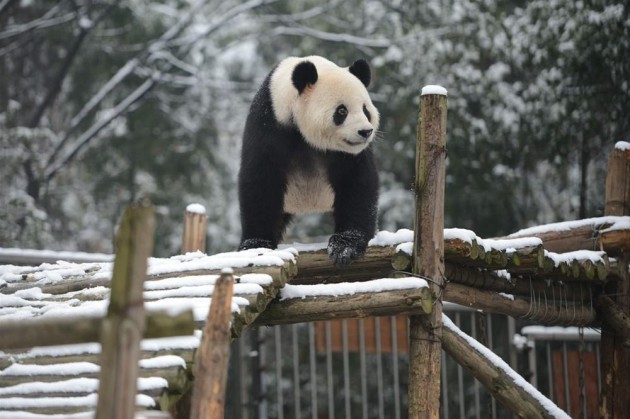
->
191 270 234 419
409 89 447 419
599 144 630 419
0 310 194 351
182 207 209 254
444 283 596 325
96 202 155 419
254 283 433 326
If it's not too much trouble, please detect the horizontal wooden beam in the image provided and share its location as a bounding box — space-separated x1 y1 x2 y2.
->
253 286 433 326
0 310 195 351
444 283 597 326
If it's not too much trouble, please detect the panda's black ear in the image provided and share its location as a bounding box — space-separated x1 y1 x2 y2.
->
349 59 371 87
292 61 318 94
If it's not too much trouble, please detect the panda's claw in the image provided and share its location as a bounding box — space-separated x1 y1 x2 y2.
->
327 231 368 267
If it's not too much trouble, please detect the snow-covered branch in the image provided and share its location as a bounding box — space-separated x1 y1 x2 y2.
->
46 0 278 182
45 78 157 182
271 25 391 48
0 7 74 40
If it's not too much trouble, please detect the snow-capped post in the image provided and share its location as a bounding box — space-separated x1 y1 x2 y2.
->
96 199 155 419
599 141 630 418
182 203 208 254
191 268 235 419
409 85 447 419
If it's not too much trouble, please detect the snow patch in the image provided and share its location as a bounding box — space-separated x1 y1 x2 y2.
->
280 277 428 300
185 203 206 214
615 141 630 151
368 229 414 246
421 85 448 96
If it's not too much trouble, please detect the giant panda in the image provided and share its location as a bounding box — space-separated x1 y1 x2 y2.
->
238 55 380 266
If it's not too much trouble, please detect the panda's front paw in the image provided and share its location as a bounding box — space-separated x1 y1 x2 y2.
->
238 238 275 251
327 230 369 266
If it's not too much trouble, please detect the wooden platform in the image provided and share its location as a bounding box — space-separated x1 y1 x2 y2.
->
0 217 628 416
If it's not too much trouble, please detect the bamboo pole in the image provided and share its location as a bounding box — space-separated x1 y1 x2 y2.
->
96 201 155 419
599 142 630 418
190 269 234 419
182 203 208 254
408 85 447 419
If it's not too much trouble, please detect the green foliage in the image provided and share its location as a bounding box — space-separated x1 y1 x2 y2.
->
0 0 627 257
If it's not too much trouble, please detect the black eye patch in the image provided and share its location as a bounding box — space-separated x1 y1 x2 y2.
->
363 105 371 122
334 104 348 126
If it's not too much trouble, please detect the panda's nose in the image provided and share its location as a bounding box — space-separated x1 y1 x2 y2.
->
358 129 373 138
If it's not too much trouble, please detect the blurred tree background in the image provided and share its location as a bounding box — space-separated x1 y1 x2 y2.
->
1 0 628 256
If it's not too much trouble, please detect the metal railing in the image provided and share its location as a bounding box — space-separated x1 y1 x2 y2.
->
225 305 568 419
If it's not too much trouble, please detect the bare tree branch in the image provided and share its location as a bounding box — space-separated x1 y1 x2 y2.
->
47 0 213 167
0 7 75 40
29 4 119 128
45 78 157 182
46 0 278 182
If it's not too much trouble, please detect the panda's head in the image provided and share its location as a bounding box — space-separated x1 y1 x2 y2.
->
270 56 380 154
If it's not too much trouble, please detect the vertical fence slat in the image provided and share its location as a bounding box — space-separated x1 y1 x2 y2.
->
275 326 284 419
96 201 155 419
391 316 401 419
359 318 368 419
342 319 351 419
309 322 317 419
292 324 301 419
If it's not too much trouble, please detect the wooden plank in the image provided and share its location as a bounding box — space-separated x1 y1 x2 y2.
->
409 87 447 419
95 201 155 419
190 269 234 419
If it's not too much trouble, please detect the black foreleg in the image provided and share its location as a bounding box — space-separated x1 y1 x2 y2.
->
327 150 379 265
238 159 288 250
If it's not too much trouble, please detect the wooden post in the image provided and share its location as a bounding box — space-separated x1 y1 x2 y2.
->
191 268 235 419
96 201 155 419
408 85 447 419
182 203 208 254
599 141 630 418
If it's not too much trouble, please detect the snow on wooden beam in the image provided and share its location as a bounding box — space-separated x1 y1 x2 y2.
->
442 314 571 419
507 215 630 254
253 277 433 326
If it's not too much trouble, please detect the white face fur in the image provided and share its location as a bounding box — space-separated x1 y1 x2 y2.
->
270 56 380 155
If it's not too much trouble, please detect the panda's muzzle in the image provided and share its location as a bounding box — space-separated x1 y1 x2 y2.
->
344 129 373 147
358 129 373 138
